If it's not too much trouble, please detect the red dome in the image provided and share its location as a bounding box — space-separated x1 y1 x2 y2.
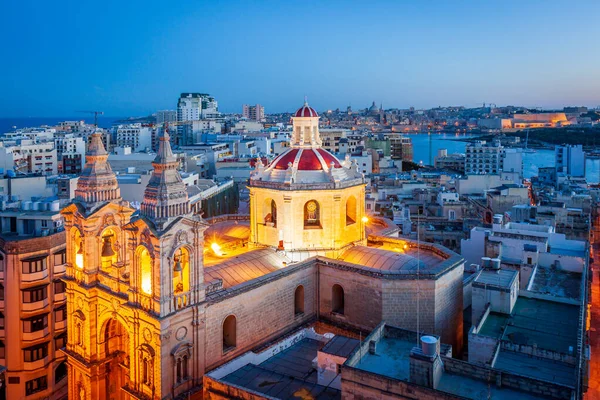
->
270 148 342 171
294 103 318 118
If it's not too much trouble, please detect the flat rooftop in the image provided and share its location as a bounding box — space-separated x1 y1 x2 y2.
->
494 350 576 387
220 338 340 399
436 372 549 400
355 335 415 381
529 267 582 300
502 297 579 354
320 336 359 358
474 269 517 290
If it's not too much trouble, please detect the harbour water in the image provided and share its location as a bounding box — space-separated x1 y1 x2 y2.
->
409 133 600 183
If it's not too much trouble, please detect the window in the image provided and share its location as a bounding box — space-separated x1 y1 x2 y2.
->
0 283 3 300
54 332 67 349
54 305 67 322
22 256 47 274
448 210 456 221
53 250 66 265
304 200 321 228
55 362 67 384
24 342 48 362
25 376 47 396
264 199 277 227
23 314 48 333
54 280 66 294
0 340 4 358
527 257 533 265
332 284 345 314
22 285 48 303
346 196 357 225
223 315 237 352
294 285 305 315
0 312 4 329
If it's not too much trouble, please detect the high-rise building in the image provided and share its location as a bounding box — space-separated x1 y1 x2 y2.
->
0 193 67 399
556 144 586 177
388 134 413 162
242 104 264 122
177 93 220 122
115 123 153 152
155 110 176 125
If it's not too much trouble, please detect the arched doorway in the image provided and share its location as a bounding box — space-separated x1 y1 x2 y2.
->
103 318 130 399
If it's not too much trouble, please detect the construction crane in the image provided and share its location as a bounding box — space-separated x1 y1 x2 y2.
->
76 110 104 127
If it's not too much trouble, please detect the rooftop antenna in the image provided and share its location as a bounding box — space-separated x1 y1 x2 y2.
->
77 110 104 127
417 211 421 345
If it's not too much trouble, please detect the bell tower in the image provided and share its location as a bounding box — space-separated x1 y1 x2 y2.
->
62 127 208 399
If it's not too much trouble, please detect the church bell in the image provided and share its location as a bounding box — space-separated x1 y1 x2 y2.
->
101 236 115 258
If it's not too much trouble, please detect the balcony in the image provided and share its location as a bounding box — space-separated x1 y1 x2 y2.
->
22 328 50 343
55 292 66 303
22 298 49 313
22 269 49 283
23 356 49 371
54 263 66 275
173 292 190 311
55 319 67 331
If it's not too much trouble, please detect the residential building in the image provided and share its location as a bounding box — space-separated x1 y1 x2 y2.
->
388 134 413 162
155 110 176 125
177 92 220 121
556 144 586 177
242 104 264 122
434 149 465 173
0 140 57 176
115 123 153 153
0 197 67 399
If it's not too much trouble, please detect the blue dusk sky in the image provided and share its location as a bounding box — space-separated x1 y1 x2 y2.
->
1 0 599 117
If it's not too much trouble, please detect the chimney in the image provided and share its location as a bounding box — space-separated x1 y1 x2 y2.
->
410 336 443 389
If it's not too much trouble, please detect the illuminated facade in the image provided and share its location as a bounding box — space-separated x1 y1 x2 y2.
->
62 131 206 399
249 101 367 261
62 103 465 400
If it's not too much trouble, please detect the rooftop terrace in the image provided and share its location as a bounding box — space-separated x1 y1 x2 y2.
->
529 267 582 300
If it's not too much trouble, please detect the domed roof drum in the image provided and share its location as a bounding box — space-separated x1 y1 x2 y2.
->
294 104 318 118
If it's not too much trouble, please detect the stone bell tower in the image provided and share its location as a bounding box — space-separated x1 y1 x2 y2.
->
62 127 208 399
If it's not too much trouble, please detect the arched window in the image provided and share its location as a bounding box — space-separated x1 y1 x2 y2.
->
264 199 277 227
223 315 237 351
100 229 117 270
294 285 305 315
332 284 345 314
346 196 357 225
173 247 190 294
304 200 321 228
55 361 67 383
139 247 153 295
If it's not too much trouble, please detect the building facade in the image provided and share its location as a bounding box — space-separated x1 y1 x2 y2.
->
241 104 264 122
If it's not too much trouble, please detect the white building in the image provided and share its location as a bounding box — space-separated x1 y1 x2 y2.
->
465 141 523 177
242 104 265 122
0 140 57 175
177 92 220 121
556 144 585 177
115 123 153 152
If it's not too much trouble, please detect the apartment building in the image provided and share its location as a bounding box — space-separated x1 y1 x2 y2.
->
242 104 265 122
0 199 67 399
0 141 57 176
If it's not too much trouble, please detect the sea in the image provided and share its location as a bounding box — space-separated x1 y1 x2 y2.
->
1 119 597 183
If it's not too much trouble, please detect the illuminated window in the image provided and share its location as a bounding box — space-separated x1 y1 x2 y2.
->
223 315 237 352
304 200 321 228
264 199 277 226
173 247 190 294
139 247 153 295
332 284 344 314
346 196 357 225
294 285 304 315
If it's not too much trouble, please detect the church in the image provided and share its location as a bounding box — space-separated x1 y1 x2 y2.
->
61 101 464 399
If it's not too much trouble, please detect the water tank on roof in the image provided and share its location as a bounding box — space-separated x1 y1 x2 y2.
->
50 200 60 212
491 258 501 270
22 201 32 211
32 202 41 211
481 257 491 268
420 336 438 357
493 214 503 224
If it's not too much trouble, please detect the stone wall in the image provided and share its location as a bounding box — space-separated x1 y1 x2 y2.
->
204 263 317 370
434 263 464 353
203 375 272 400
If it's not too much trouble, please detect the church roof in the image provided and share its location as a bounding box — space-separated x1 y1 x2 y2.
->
294 102 318 118
204 248 288 288
339 246 427 273
269 148 342 171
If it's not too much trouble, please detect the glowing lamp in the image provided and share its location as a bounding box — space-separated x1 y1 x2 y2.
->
361 216 369 224
75 242 84 269
141 276 152 295
211 242 223 256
